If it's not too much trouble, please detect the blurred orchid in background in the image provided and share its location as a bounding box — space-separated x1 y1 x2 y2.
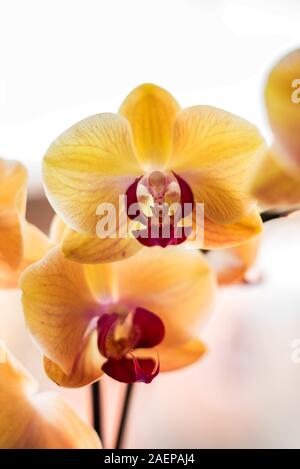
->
252 49 300 207
0 342 101 449
206 236 261 286
0 158 51 288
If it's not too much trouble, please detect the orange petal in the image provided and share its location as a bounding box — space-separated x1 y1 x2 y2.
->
84 264 118 303
265 49 300 170
113 247 216 352
21 247 98 374
0 222 52 289
158 338 207 372
0 342 101 449
0 208 23 269
187 208 262 250
61 226 142 264
134 338 206 371
0 159 28 215
252 147 300 207
207 236 261 285
43 113 142 236
0 160 28 270
44 331 104 388
119 83 180 169
170 106 266 224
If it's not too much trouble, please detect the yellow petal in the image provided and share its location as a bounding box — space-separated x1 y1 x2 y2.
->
265 49 300 170
202 209 263 250
0 208 23 269
252 147 300 207
44 331 104 388
170 106 266 224
114 247 216 351
207 236 261 285
62 226 142 264
0 342 101 449
0 222 52 289
21 247 98 374
43 113 142 236
0 159 28 215
119 83 180 169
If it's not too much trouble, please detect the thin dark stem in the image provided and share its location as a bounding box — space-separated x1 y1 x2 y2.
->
92 381 102 442
115 384 134 449
261 208 296 223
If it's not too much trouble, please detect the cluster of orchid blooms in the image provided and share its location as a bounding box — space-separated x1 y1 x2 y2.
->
0 48 300 449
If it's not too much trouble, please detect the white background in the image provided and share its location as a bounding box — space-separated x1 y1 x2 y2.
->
0 0 299 194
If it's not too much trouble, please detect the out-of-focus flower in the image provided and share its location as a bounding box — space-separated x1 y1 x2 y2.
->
252 49 300 206
43 84 265 264
0 342 101 449
0 158 51 288
21 226 216 384
252 147 300 208
206 236 261 285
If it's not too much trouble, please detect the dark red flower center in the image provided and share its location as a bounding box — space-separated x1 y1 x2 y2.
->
125 171 194 247
97 307 165 384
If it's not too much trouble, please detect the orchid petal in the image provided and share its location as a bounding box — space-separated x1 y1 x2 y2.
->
0 343 101 448
43 113 142 236
21 247 98 374
0 159 28 216
170 106 266 224
61 226 142 264
207 237 260 285
114 247 216 352
119 83 180 169
252 147 300 207
44 331 104 388
265 49 300 170
0 221 52 289
202 209 263 250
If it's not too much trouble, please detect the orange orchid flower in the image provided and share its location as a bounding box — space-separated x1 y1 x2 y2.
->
0 342 101 449
21 220 216 384
252 49 300 206
0 158 51 288
43 84 265 264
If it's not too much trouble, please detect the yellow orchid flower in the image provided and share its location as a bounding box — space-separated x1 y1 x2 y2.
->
21 221 216 384
0 158 52 288
252 49 300 206
43 84 265 264
0 342 101 448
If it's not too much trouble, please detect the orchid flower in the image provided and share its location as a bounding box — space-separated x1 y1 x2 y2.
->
0 158 51 288
252 49 300 206
0 342 101 449
21 219 216 385
43 84 265 264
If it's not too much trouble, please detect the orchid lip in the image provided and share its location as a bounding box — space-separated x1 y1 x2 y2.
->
125 171 194 247
97 306 165 383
